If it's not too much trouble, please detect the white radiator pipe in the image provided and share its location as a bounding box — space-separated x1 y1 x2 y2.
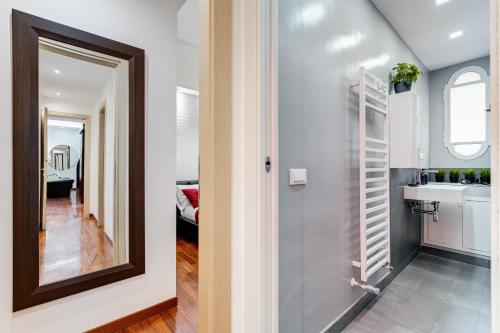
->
350 278 381 296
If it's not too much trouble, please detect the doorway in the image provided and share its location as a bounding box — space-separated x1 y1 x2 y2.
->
38 111 112 285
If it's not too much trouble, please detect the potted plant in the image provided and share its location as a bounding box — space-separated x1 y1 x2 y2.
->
463 169 477 184
435 169 445 182
391 63 423 94
449 169 460 183
480 168 490 184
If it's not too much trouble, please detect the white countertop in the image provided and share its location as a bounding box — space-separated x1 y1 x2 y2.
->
403 183 490 204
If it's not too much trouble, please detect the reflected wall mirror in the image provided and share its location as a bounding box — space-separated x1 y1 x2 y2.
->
12 10 145 311
49 145 80 171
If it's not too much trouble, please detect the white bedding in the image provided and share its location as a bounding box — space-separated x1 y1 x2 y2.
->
176 184 199 223
181 205 199 222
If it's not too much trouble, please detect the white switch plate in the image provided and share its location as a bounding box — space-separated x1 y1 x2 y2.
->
290 169 307 185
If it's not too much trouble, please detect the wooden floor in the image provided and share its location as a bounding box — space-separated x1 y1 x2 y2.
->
39 191 114 285
119 237 199 333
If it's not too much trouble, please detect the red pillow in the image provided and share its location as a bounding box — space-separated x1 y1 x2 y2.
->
182 188 199 208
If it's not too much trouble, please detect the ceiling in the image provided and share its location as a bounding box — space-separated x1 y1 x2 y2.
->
371 0 490 71
178 0 199 46
39 48 114 105
47 118 84 130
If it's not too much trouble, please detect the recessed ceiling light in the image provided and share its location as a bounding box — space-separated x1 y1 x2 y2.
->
436 0 451 5
56 92 61 96
449 30 463 39
54 69 61 75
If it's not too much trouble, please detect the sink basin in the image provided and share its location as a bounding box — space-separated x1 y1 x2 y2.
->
464 185 491 202
404 183 469 204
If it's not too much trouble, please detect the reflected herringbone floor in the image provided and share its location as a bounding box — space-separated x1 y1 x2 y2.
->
39 191 114 285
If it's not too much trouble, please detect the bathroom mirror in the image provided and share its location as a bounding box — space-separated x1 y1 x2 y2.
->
48 145 80 171
13 10 145 311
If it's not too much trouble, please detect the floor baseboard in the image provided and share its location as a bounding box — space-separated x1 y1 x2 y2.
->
324 248 420 333
85 297 178 333
421 246 490 269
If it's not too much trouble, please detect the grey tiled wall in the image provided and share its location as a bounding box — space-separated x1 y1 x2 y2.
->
390 169 421 269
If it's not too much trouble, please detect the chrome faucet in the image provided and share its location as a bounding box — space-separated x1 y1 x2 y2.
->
416 169 437 185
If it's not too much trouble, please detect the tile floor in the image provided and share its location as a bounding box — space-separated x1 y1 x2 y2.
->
344 253 491 333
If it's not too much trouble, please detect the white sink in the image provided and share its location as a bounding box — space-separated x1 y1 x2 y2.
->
464 185 491 202
403 183 469 204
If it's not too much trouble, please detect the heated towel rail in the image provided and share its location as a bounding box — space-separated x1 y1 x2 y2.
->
350 67 392 295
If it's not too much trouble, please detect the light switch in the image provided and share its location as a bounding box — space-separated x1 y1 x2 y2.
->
289 169 307 185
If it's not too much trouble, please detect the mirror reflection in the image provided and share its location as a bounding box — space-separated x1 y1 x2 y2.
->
39 38 129 285
49 144 80 171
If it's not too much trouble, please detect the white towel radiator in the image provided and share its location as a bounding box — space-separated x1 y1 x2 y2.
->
350 67 392 295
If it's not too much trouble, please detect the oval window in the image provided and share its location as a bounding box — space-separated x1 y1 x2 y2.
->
444 66 490 160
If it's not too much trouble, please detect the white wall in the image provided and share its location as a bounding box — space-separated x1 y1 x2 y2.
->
47 126 82 187
177 39 199 90
0 1 179 332
92 73 117 242
177 0 199 46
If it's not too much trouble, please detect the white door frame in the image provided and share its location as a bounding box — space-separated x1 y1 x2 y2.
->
46 111 91 219
491 0 500 331
232 0 278 332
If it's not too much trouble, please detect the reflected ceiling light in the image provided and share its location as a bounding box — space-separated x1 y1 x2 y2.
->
56 92 61 96
360 54 390 70
435 0 451 5
326 31 365 54
449 30 463 39
54 69 60 75
290 3 326 29
47 119 83 129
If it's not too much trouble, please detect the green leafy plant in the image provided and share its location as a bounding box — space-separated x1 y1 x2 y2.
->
463 169 476 177
480 168 491 178
436 168 446 177
449 169 461 177
391 63 423 85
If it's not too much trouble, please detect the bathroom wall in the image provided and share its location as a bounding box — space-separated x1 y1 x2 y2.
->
0 1 181 331
429 56 490 168
278 1 429 332
390 169 421 268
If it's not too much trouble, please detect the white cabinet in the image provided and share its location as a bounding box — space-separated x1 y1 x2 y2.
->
424 203 462 248
423 200 491 256
463 201 491 254
389 92 420 168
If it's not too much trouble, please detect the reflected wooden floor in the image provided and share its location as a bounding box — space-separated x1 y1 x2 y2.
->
119 237 199 333
39 191 114 285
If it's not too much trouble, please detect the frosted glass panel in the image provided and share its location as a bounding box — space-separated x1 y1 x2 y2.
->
455 72 481 85
450 82 486 143
454 144 481 156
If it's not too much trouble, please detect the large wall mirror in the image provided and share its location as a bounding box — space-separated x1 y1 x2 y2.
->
12 10 145 311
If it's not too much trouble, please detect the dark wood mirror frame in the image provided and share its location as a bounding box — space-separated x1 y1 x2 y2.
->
12 9 145 311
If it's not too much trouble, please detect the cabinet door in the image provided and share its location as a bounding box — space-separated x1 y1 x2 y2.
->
463 201 491 254
426 203 462 249
389 92 419 168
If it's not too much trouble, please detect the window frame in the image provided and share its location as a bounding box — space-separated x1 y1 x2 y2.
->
443 65 490 160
